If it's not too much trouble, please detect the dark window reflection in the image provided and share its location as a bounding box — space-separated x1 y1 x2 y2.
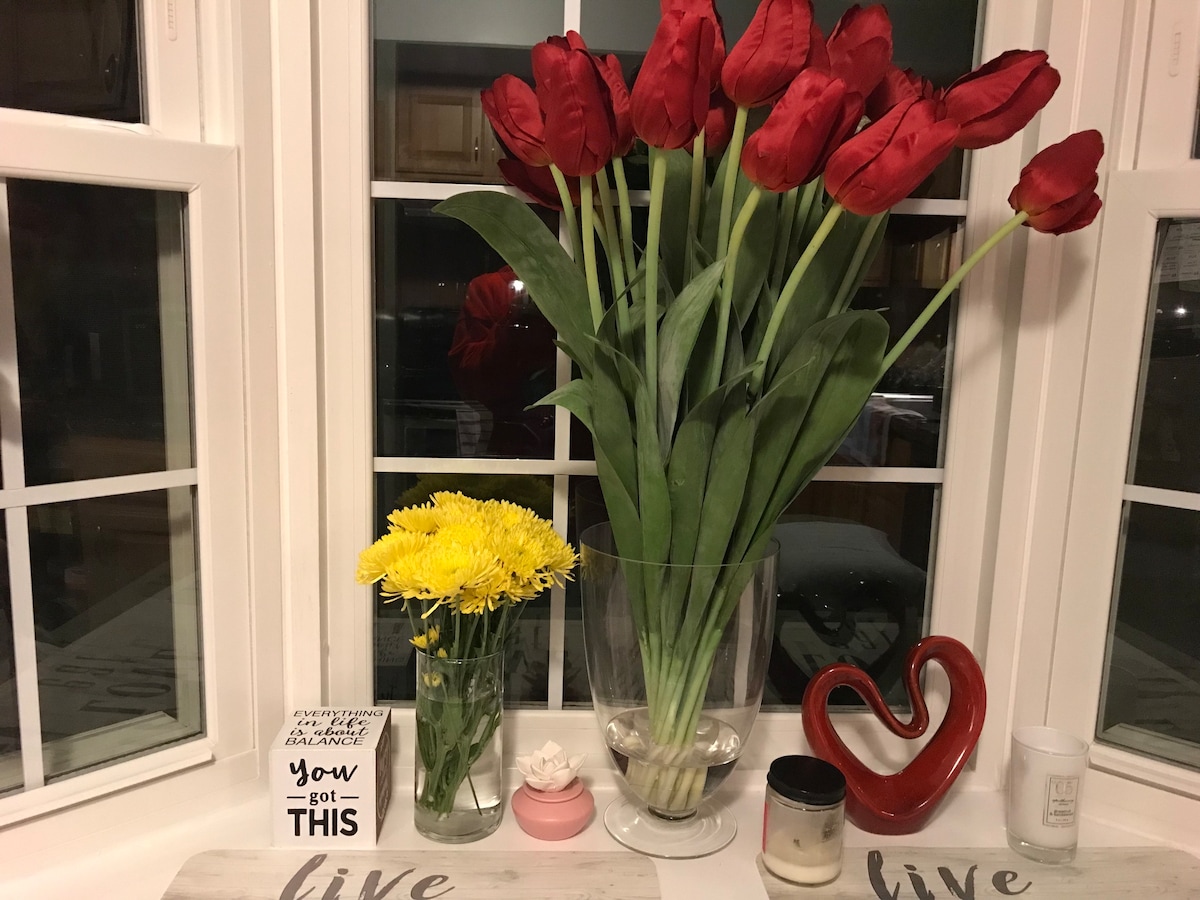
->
1130 219 1200 494
374 200 558 459
9 180 191 487
565 476 934 710
373 472 554 707
0 0 143 122
842 216 959 468
1100 502 1200 768
30 489 202 780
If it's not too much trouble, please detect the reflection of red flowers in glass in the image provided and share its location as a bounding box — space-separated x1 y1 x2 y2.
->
448 267 556 409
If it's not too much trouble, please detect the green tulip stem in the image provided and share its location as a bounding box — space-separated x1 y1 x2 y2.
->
686 130 707 283
579 177 606 331
550 164 583 270
881 210 1029 374
769 187 799 295
830 211 886 316
645 148 669 405
751 202 846 395
596 168 631 340
716 106 750 259
612 158 639 299
708 186 763 395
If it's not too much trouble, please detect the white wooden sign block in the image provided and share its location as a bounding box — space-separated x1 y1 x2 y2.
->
162 849 660 899
269 707 393 847
759 846 1200 898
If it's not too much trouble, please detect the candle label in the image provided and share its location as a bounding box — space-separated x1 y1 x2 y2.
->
1042 774 1079 827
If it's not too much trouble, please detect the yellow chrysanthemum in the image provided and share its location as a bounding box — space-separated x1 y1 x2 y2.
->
355 530 428 586
387 502 441 535
436 648 448 658
359 491 576 639
410 626 439 649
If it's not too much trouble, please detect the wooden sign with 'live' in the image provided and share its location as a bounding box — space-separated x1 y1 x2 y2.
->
759 847 1200 898
161 849 660 900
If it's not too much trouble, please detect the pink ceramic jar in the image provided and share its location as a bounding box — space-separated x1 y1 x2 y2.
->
510 778 594 840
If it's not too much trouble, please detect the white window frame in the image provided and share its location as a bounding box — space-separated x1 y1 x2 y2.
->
310 0 1045 788
992 0 1200 846
0 0 285 865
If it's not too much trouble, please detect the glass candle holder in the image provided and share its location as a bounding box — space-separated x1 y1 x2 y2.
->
762 755 846 885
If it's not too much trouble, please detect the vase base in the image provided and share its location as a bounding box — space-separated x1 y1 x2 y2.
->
602 795 735 858
414 804 503 843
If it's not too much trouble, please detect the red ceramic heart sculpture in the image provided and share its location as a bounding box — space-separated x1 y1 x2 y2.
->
801 635 986 835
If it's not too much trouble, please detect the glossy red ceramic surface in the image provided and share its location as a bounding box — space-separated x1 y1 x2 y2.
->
801 635 986 834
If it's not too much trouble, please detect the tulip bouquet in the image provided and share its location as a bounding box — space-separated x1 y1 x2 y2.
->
437 0 1103 816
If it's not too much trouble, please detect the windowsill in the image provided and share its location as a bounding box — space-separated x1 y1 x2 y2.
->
2 768 1168 900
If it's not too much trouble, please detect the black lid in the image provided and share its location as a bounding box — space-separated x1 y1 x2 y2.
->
767 755 846 805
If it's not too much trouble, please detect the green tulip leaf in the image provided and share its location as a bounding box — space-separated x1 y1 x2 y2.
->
661 148 697 294
765 210 886 384
657 258 725 447
532 379 592 434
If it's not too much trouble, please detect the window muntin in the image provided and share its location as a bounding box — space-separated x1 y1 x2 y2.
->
368 1 980 712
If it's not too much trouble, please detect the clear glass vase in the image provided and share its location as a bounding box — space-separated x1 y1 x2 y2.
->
579 522 779 857
413 649 504 842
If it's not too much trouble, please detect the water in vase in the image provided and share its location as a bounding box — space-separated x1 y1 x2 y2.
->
604 707 743 818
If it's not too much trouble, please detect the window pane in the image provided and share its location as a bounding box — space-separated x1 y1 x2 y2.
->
9 180 193 487
372 1 561 183
1129 218 1200 493
373 472 554 707
843 217 958 468
0 515 21 793
0 0 143 122
565 476 936 710
1100 501 1200 770
32 488 202 781
374 199 558 460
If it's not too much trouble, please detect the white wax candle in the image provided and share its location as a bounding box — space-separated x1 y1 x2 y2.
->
1007 726 1089 851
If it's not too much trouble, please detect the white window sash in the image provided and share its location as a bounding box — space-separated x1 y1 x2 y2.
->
0 118 254 823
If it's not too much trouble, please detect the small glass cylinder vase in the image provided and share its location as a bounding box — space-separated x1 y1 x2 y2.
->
413 649 504 842
580 522 779 857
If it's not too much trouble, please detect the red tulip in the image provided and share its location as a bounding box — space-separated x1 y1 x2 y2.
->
722 0 822 108
1008 129 1104 234
661 0 726 90
481 75 551 168
498 157 580 210
631 9 717 149
599 54 635 157
532 33 618 177
703 88 737 156
741 70 863 192
826 4 893 98
865 66 937 121
824 96 960 215
944 49 1060 150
